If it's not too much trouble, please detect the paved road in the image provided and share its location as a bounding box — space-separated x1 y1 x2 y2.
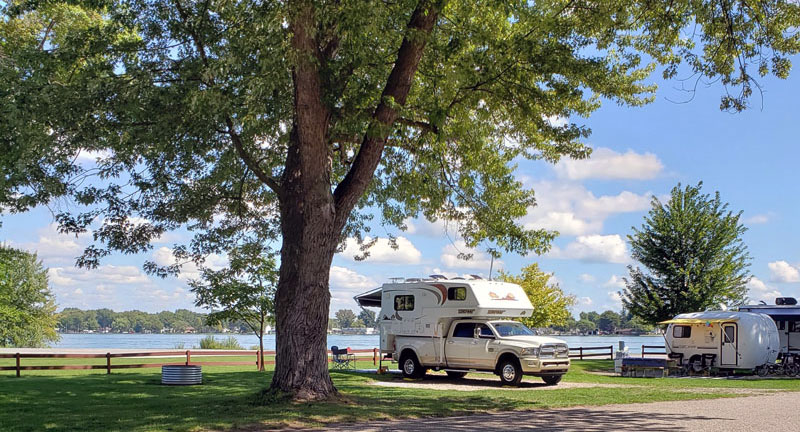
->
320 391 800 431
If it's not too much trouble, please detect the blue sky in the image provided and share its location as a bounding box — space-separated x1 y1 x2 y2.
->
3 61 799 317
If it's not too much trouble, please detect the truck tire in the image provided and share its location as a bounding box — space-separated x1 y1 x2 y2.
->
541 375 562 385
446 371 467 379
399 352 425 379
498 358 523 386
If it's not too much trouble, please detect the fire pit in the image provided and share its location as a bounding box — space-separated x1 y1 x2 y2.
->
161 365 202 385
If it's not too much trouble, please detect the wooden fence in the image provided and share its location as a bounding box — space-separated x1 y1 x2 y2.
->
641 345 667 358
0 348 380 377
569 345 613 360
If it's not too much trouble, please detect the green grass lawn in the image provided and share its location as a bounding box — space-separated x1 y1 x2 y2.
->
1 358 798 431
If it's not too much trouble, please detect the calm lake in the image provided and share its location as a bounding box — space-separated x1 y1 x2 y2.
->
54 333 665 354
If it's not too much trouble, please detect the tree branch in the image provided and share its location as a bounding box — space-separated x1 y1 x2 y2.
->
333 0 440 228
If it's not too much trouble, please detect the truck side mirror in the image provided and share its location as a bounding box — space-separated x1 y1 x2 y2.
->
474 327 481 339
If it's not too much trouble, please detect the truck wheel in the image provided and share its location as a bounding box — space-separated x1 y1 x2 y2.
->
498 358 523 386
399 352 424 379
541 375 562 386
446 371 467 379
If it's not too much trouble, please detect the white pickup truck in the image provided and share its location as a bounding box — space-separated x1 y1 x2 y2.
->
395 319 570 385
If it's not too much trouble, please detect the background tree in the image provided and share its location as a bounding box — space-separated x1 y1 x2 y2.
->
358 309 377 328
334 309 358 329
499 263 576 328
190 243 277 371
0 246 59 347
3 0 799 399
597 310 621 333
576 319 597 335
622 183 750 324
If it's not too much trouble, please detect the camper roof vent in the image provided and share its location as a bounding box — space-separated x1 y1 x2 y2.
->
469 274 483 280
776 297 798 306
429 274 448 280
389 277 405 283
405 277 422 283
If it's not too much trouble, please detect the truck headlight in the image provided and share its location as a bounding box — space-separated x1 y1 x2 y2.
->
520 347 539 357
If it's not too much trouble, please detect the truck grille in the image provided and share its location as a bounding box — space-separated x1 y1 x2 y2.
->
541 343 569 359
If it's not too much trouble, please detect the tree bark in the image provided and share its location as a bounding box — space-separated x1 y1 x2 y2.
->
268 0 439 401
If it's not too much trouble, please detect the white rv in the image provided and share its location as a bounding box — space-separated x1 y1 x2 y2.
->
661 311 780 372
355 276 570 386
739 297 800 357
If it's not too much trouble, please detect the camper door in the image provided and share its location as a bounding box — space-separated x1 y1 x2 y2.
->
720 323 738 366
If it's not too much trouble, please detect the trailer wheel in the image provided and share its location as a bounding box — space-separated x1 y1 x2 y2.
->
541 375 562 386
399 351 424 379
757 364 770 377
446 371 467 379
498 358 523 386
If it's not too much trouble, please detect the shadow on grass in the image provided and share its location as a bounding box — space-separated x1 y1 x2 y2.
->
0 370 528 432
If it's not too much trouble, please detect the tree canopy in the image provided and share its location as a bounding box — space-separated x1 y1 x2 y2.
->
3 0 799 398
0 245 59 347
622 183 750 324
500 263 575 328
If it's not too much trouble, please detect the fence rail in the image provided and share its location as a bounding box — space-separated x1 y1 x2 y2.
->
569 345 613 360
641 345 667 358
0 348 380 377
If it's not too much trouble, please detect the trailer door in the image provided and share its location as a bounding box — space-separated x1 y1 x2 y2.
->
720 323 738 366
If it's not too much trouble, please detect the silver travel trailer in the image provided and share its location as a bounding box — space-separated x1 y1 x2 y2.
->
739 297 800 356
355 276 571 385
662 311 780 372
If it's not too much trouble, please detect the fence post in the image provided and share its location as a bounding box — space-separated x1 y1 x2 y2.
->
642 346 645 358
579 347 583 360
186 350 191 366
15 353 20 377
609 346 613 359
106 352 111 374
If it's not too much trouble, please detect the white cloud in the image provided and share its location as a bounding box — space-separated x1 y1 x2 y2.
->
152 247 227 281
577 296 593 306
521 182 652 236
48 265 152 287
340 236 422 264
15 223 91 263
329 266 378 313
603 275 627 289
579 274 596 283
744 213 772 225
547 235 629 264
75 149 112 163
607 291 623 308
768 261 800 283
747 277 782 304
554 147 663 180
440 241 503 271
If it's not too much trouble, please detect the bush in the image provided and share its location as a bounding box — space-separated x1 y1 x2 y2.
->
198 335 243 350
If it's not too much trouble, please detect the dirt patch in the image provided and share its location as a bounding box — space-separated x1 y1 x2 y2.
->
370 376 633 392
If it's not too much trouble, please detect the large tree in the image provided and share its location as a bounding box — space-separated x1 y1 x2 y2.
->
622 183 750 324
0 245 59 347
2 0 799 399
190 242 277 371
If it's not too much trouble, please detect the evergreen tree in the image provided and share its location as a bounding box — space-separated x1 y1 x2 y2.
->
622 183 750 324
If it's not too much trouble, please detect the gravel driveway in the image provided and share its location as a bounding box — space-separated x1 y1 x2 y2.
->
317 391 800 431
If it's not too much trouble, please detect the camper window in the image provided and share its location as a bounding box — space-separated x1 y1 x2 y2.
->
453 323 476 338
673 325 691 338
447 286 467 301
394 295 415 311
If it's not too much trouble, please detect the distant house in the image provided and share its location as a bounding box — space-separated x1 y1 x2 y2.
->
340 327 377 335
615 328 646 336
185 326 196 334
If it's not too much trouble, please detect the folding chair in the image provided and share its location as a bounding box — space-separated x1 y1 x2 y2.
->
330 346 356 370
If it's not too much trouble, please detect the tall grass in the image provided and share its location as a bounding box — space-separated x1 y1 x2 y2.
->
198 335 243 350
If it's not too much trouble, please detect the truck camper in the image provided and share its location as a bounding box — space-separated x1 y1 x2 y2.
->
662 311 780 373
355 276 570 386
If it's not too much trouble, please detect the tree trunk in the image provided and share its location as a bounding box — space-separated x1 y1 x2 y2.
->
258 333 264 372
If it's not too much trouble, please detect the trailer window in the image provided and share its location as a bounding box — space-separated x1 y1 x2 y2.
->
448 286 467 301
453 323 475 338
673 325 691 338
394 295 414 311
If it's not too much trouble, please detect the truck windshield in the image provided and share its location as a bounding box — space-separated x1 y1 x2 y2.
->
492 322 535 337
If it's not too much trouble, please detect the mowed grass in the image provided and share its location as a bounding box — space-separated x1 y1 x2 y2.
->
1 358 798 432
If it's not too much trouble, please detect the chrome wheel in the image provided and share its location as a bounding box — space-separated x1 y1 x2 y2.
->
502 364 516 381
404 358 415 376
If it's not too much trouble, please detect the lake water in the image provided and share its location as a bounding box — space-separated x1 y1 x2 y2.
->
54 333 665 354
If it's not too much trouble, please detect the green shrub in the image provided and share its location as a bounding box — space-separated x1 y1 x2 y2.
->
198 335 243 350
